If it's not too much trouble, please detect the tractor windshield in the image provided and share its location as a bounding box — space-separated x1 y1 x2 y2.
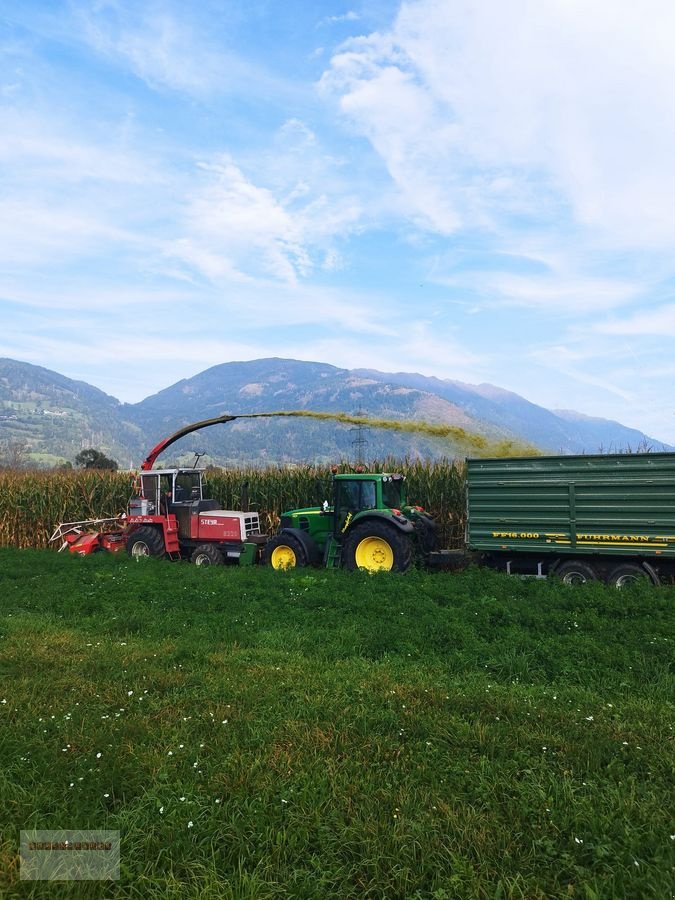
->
382 478 405 510
174 471 202 502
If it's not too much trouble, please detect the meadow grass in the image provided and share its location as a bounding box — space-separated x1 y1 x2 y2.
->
0 548 673 898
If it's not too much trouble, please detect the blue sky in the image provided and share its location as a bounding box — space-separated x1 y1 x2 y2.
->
2 0 674 442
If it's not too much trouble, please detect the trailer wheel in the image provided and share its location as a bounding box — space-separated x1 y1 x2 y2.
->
190 544 224 567
554 560 597 585
342 521 413 573
606 564 651 588
126 526 165 559
262 533 307 569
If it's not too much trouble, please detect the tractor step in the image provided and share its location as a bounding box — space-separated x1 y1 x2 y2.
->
324 536 342 569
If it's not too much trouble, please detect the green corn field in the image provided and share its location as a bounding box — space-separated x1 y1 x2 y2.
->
0 469 135 550
0 460 466 550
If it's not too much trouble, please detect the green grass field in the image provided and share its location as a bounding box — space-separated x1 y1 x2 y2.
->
0 548 673 898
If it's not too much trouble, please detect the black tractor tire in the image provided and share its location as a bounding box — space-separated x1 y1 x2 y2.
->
190 544 224 567
342 520 413 573
262 533 308 569
126 526 166 560
414 514 439 553
606 563 651 588
554 560 597 585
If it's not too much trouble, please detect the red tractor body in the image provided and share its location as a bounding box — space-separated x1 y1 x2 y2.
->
123 468 263 564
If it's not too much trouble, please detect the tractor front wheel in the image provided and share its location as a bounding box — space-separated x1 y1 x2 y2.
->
126 526 165 560
262 533 307 569
342 521 413 573
190 544 224 567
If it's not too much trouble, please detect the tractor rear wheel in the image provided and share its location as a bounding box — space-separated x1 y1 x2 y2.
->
190 544 224 566
414 514 439 553
342 521 413 573
262 533 308 569
126 526 165 559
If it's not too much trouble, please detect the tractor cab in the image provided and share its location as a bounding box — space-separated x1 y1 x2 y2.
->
332 473 407 533
128 468 220 540
130 469 207 517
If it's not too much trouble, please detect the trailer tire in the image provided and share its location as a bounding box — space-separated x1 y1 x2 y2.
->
342 521 413 573
554 560 597 585
606 563 650 588
190 544 224 567
262 533 307 569
126 526 165 559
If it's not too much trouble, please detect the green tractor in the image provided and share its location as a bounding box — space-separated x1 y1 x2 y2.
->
262 472 439 573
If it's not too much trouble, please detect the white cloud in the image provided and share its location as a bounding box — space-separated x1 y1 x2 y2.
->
0 279 193 312
321 11 361 26
74 0 300 102
0 105 166 267
470 272 640 314
77 2 231 95
321 0 675 246
0 201 137 267
595 304 675 336
1 268 398 344
321 36 462 235
0 111 150 184
167 141 365 285
526 346 635 404
168 155 314 284
289 320 486 385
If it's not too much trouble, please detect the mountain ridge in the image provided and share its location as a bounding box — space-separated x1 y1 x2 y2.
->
0 357 670 466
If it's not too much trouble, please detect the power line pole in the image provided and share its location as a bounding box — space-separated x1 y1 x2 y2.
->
350 408 369 465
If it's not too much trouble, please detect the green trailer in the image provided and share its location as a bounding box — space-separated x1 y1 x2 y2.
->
466 452 675 586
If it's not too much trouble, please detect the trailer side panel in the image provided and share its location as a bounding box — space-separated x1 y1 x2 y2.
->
466 452 675 560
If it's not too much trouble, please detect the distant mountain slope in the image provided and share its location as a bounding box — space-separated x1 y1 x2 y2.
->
127 358 513 465
0 358 143 466
0 357 670 467
552 409 664 453
354 368 672 454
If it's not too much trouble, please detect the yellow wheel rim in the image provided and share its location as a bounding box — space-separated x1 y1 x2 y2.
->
354 536 394 572
271 544 297 569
